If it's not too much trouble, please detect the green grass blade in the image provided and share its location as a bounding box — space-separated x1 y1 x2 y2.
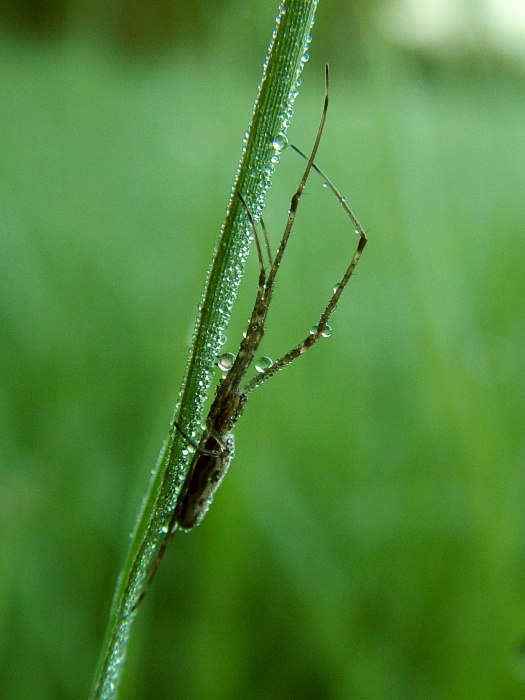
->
90 1 319 697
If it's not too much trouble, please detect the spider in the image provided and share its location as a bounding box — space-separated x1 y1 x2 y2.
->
134 64 367 608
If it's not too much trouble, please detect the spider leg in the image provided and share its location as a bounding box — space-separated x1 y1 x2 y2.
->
242 140 367 395
258 215 273 267
131 508 179 610
262 63 330 300
238 192 270 276
172 420 224 457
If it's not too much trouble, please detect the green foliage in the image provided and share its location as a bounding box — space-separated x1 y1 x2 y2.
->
1 5 525 700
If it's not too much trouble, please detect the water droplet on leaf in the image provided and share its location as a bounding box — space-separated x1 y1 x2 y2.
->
272 133 288 152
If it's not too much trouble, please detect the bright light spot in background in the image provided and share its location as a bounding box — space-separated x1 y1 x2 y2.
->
486 0 525 59
379 0 525 63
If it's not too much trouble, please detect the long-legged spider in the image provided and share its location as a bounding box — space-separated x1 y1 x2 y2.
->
134 64 367 608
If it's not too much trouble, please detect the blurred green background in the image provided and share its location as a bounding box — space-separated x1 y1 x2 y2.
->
1 0 525 698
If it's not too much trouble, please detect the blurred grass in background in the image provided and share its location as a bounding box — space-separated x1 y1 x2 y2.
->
1 0 525 698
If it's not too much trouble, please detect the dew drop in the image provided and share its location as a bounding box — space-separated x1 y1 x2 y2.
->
272 133 288 152
322 324 333 338
255 356 273 372
309 325 317 336
217 352 235 372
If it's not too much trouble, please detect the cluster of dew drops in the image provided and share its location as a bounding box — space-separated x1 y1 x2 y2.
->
216 350 274 375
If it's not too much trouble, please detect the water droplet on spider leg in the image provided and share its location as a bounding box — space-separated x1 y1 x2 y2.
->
255 356 273 373
272 133 288 152
217 352 236 372
310 324 333 338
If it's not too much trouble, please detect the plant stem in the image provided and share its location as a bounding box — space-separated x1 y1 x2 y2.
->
90 1 319 697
